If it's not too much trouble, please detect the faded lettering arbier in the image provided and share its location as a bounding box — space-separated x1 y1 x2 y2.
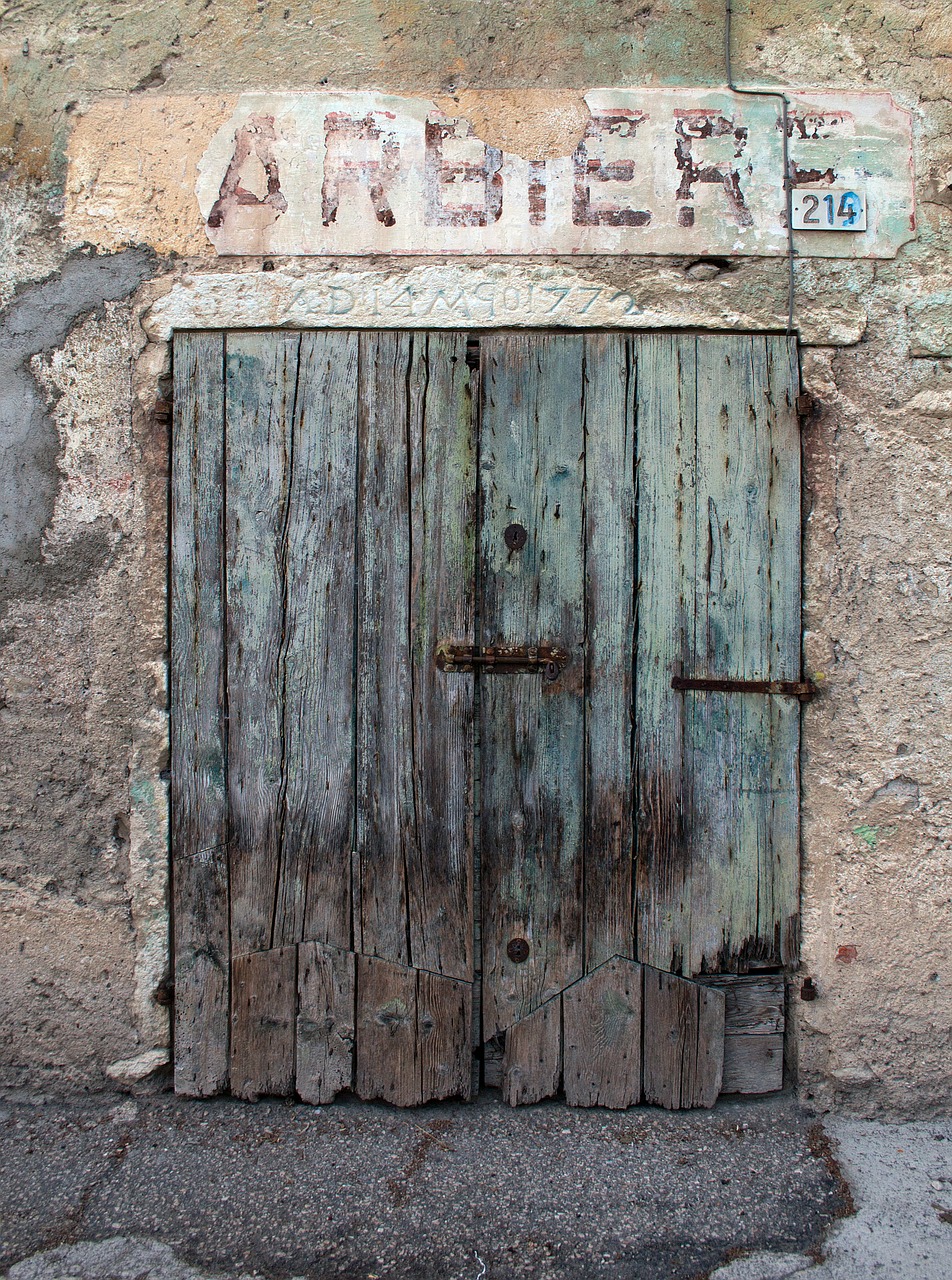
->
195 90 915 258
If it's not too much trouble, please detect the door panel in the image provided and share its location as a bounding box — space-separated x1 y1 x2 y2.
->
171 327 800 1109
581 334 638 970
479 333 586 1035
170 330 229 1098
635 335 801 975
355 331 475 980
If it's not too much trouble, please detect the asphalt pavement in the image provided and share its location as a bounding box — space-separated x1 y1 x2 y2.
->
0 1091 948 1280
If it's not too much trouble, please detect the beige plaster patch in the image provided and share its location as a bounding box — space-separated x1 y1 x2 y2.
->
433 89 592 160
64 96 238 256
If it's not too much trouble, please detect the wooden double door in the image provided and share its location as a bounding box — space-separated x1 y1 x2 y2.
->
172 329 801 1109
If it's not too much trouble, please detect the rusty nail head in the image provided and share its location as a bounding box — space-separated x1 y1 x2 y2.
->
800 977 818 1001
504 523 528 551
507 938 530 963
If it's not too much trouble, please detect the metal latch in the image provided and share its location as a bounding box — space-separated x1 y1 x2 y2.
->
671 675 819 702
436 643 568 682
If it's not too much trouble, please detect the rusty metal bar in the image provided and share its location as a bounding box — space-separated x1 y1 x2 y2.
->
671 675 819 702
436 643 568 681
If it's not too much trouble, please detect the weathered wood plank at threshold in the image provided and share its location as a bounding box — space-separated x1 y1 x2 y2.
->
355 955 472 1106
643 967 725 1110
171 330 229 1097
700 973 785 1094
297 941 355 1104
563 957 642 1109
502 996 562 1106
231 946 297 1101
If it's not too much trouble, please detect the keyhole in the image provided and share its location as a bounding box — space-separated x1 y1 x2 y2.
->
504 523 528 551
507 938 530 963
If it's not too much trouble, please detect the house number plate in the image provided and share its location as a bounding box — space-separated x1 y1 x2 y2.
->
791 187 867 231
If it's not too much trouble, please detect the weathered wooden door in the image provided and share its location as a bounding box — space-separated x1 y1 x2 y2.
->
172 329 801 1109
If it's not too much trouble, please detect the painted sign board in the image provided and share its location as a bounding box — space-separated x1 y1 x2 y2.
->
195 90 913 259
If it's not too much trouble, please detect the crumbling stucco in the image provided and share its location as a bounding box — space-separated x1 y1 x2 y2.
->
0 293 168 1092
0 0 950 1116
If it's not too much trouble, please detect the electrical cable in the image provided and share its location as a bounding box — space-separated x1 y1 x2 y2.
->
725 0 796 335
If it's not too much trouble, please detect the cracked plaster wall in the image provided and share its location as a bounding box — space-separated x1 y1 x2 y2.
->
0 1 950 1114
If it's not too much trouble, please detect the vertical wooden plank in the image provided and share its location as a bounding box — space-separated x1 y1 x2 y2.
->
225 332 298 955
272 332 359 950
583 333 637 969
684 335 800 973
231 946 297 1101
480 333 586 1036
171 331 230 1097
355 332 411 966
418 971 473 1102
296 941 355 1104
766 336 803 967
355 956 472 1104
634 334 800 977
355 955 419 1105
643 967 724 1109
408 332 476 979
563 958 642 1109
502 996 562 1106
355 332 475 980
634 334 697 974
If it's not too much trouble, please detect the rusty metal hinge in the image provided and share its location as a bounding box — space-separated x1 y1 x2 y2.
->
671 675 819 702
436 643 568 682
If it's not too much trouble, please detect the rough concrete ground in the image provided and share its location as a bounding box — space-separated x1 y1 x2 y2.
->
710 1117 952 1280
0 1092 846 1280
1 1093 949 1280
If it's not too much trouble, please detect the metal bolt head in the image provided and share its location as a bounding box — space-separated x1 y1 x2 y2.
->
504 523 528 551
507 938 530 963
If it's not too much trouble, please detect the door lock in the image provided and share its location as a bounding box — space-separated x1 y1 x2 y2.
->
436 644 568 681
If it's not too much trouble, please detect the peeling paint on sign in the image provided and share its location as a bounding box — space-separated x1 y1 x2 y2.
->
193 90 914 259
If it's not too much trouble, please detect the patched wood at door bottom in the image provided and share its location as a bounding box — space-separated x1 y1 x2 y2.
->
226 948 789 1109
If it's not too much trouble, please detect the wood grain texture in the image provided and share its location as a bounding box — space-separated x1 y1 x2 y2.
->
502 996 562 1106
684 335 801 973
583 335 637 969
634 335 697 975
635 335 800 977
225 332 298 955
274 332 359 950
642 966 725 1109
231 946 297 1101
563 958 642 1109
721 1034 784 1094
418 969 473 1102
296 941 355 1103
355 955 472 1105
700 973 785 1094
480 333 586 1035
171 331 230 1097
701 973 786 1034
355 332 475 980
